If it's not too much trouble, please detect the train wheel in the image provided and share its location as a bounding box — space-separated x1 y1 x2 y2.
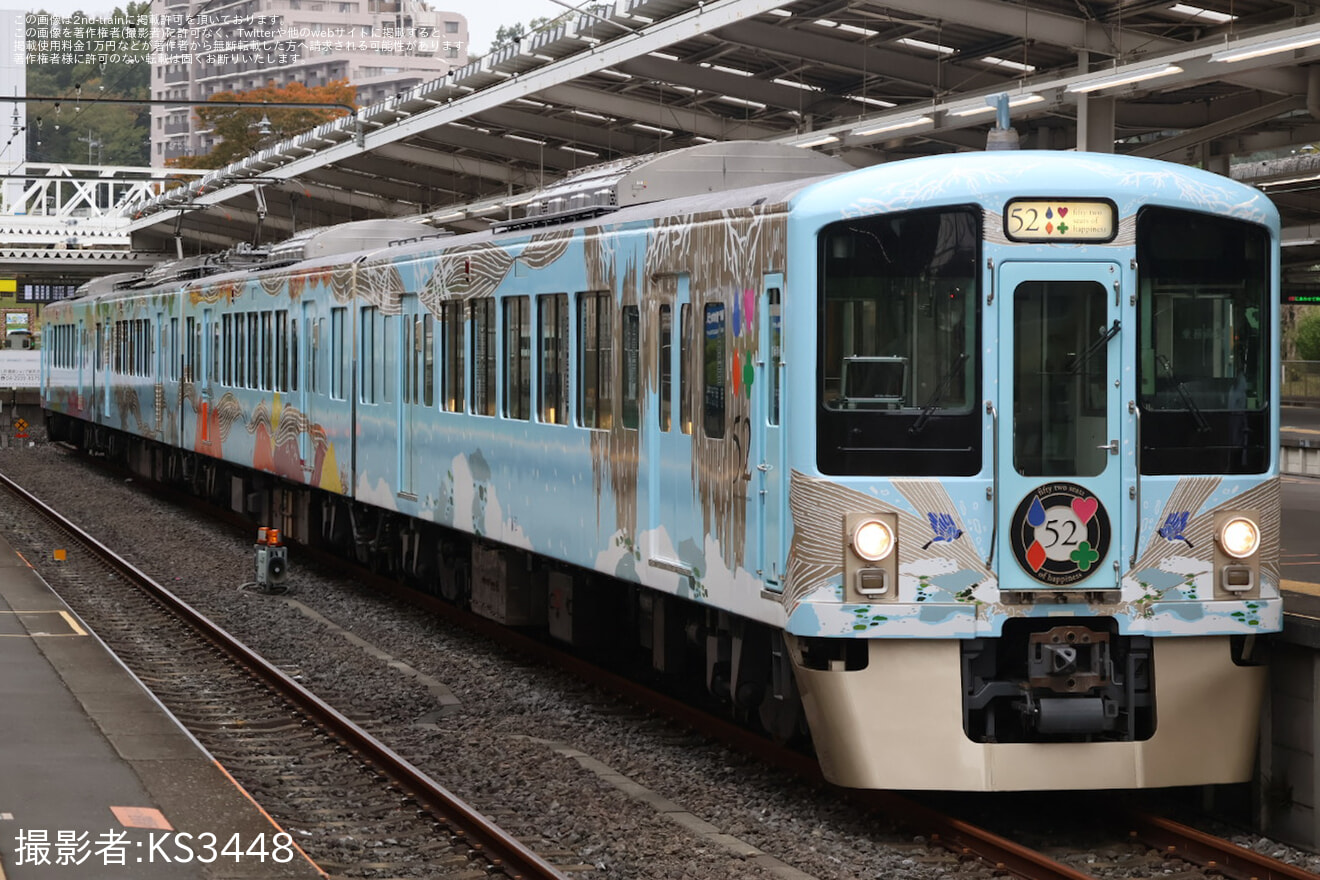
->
758 690 807 746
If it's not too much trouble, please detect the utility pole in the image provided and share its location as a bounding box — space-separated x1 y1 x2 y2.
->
77 129 102 164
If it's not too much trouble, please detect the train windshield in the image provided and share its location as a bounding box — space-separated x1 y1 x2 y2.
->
817 206 981 476
1136 208 1270 475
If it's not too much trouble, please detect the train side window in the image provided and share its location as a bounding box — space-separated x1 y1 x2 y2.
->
422 314 434 407
290 318 298 392
360 306 376 404
578 291 613 430
181 317 191 382
239 314 248 387
622 305 639 430
330 307 346 400
702 303 726 438
441 301 465 412
247 313 259 388
538 293 568 424
658 305 672 432
503 296 530 420
679 304 692 435
402 314 415 405
310 318 322 395
472 299 496 416
239 315 246 387
171 318 181 381
275 311 289 392
221 314 231 385
381 313 394 404
263 311 275 391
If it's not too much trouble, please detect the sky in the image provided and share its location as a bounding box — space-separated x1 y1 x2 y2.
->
29 0 567 58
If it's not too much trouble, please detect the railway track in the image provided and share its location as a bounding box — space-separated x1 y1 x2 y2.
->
410 578 1320 880
0 468 571 880
5 440 1319 880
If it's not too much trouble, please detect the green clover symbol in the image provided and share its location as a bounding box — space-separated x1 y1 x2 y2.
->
1070 540 1099 572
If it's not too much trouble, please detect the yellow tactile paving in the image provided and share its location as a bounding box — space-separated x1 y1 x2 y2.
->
1283 578 1320 597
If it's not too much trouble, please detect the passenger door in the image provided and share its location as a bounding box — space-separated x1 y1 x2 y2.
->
995 262 1125 591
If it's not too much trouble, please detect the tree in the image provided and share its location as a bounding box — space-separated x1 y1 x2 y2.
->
25 2 152 166
486 16 563 55
167 80 357 170
1295 308 1320 361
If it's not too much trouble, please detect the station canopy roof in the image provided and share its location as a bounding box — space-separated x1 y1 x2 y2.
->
125 0 1320 289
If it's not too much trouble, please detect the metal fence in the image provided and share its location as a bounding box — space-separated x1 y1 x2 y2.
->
1283 361 1320 406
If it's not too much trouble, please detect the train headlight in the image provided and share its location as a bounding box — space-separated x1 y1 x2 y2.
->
852 519 895 562
1218 517 1260 559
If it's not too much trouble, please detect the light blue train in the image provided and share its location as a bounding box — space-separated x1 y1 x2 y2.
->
42 141 1280 790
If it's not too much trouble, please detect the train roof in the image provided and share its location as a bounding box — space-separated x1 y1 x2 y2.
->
790 149 1280 231
74 147 1279 300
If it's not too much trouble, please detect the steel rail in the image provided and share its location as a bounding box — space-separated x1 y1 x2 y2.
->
1124 810 1320 880
366 565 1103 880
0 470 568 880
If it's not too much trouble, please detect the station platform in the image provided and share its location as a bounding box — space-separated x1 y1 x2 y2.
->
0 533 325 879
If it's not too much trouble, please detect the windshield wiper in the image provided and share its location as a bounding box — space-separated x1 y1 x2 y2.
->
909 352 969 435
1156 354 1212 433
1068 319 1120 375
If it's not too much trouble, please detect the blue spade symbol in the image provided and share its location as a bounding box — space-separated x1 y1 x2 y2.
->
1045 207 1054 219
1027 496 1046 528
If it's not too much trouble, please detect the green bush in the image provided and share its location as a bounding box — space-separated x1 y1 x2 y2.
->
1297 309 1320 361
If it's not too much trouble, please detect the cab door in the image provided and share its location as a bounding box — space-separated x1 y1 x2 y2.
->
756 275 785 590
995 262 1125 591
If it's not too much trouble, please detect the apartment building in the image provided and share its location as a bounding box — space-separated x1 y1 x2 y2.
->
152 0 467 162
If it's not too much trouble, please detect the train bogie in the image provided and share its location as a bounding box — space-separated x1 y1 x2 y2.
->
42 142 1281 791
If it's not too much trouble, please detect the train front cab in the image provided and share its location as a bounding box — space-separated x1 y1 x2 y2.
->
783 156 1279 791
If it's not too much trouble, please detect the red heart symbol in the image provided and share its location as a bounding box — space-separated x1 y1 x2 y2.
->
1058 207 1068 217
1072 497 1098 523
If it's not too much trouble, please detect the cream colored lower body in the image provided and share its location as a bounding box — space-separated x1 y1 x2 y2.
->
791 635 1264 791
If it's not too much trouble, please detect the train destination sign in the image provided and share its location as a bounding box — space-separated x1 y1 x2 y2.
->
1004 199 1116 243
